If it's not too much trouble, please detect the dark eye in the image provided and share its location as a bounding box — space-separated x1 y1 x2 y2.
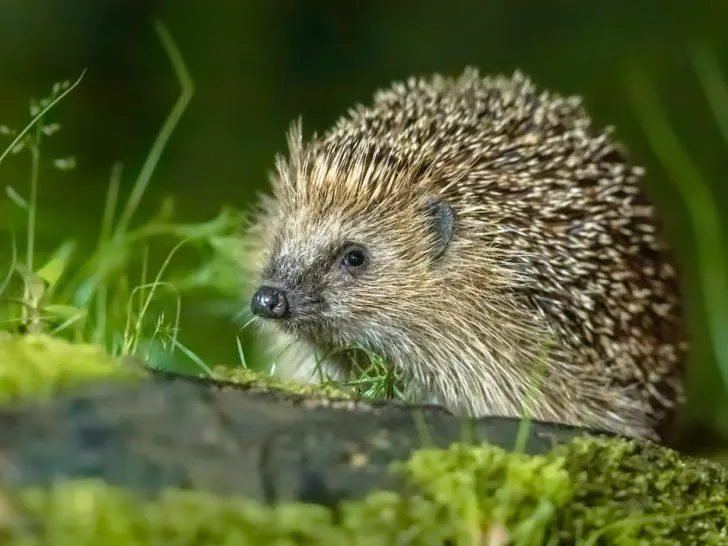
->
340 245 367 269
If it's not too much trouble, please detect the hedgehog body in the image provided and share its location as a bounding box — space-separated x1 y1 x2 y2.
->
244 68 687 441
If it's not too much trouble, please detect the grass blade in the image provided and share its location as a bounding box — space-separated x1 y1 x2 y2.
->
113 20 194 239
625 59 728 396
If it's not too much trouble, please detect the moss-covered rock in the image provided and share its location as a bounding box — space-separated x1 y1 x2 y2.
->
551 438 728 543
0 333 726 544
0 437 726 544
0 332 349 402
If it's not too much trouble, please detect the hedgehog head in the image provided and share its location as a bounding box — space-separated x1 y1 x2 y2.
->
247 123 462 352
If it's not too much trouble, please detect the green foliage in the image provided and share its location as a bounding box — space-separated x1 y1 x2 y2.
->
0 22 245 377
319 344 407 400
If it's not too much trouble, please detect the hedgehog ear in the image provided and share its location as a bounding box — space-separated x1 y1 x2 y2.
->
424 197 456 261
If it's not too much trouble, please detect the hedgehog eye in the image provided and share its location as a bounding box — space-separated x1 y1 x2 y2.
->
339 245 367 269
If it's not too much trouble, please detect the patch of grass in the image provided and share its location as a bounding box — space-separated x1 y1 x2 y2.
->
322 343 407 400
0 21 246 376
253 335 407 401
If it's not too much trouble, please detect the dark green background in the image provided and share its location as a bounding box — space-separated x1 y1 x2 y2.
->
1 0 727 439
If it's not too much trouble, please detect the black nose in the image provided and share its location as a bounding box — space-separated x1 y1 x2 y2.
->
250 285 289 319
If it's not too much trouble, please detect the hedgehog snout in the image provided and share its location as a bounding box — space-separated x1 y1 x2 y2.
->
251 285 289 319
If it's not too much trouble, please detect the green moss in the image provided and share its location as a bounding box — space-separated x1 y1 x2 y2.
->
389 442 573 544
0 437 725 545
553 437 728 543
212 365 352 399
0 443 570 545
0 332 346 403
0 333 142 403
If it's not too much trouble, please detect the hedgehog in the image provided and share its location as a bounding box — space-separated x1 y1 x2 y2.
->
242 68 688 442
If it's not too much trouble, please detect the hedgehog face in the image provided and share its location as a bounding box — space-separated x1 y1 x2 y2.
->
252 227 367 321
250 192 459 354
250 208 384 340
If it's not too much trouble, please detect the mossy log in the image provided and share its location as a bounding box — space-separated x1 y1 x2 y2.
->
0 333 726 544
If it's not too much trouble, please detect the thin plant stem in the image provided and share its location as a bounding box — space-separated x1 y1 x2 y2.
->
0 71 86 166
26 123 42 272
625 60 728 395
691 45 728 147
112 21 194 240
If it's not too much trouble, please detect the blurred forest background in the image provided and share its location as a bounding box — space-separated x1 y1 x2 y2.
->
1 0 727 449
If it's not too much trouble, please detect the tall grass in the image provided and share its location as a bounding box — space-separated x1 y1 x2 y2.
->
0 21 244 376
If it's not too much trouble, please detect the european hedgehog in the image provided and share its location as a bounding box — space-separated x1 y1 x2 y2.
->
243 68 687 441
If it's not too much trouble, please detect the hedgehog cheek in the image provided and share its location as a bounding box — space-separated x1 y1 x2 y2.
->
423 197 457 262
